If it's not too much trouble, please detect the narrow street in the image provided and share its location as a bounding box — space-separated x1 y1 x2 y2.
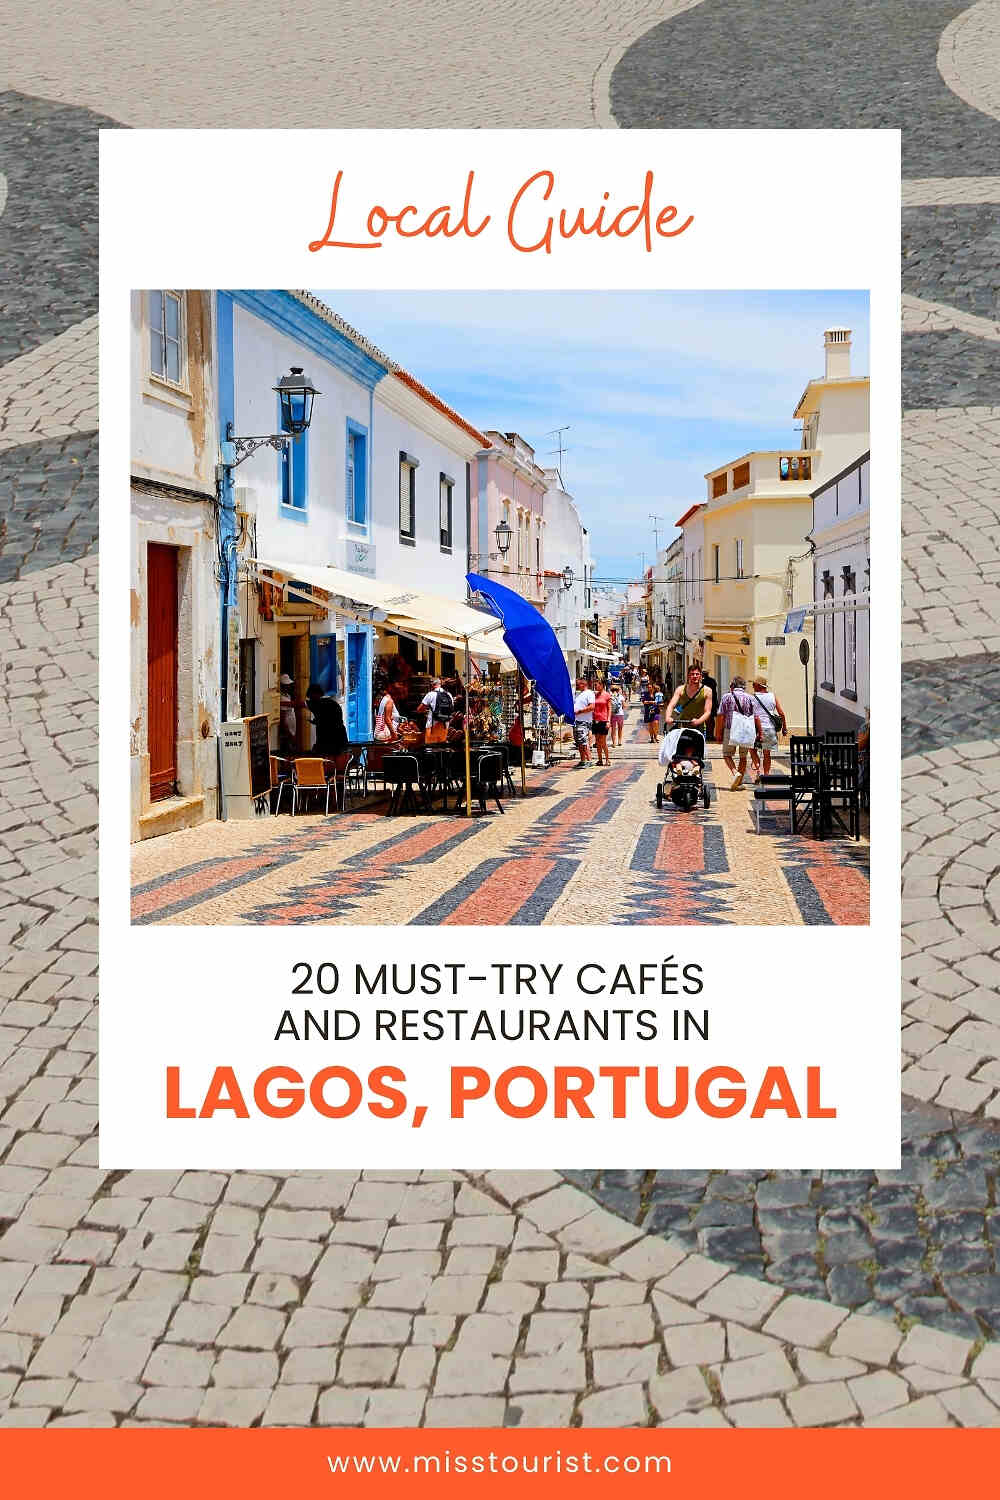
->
131 706 868 928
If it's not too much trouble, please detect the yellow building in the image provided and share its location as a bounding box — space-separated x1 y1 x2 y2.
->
700 329 870 734
701 450 816 732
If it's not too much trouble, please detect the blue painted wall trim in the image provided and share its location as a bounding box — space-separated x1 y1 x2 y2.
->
345 417 369 530
277 393 309 517
227 290 388 389
216 292 237 720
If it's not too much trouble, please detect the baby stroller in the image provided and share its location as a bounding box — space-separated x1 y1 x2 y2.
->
656 724 710 812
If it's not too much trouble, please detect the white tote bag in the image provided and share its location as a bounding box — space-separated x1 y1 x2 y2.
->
728 693 756 747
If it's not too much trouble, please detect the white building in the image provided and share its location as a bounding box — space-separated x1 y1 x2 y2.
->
130 290 221 841
646 535 685 685
676 501 706 672
618 583 648 665
810 451 870 735
540 466 592 679
220 292 479 747
793 327 870 489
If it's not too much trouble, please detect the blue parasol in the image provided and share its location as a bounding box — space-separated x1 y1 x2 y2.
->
466 572 575 722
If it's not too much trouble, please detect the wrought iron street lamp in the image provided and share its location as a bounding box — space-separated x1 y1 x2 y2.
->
494 517 513 558
223 367 321 469
561 565 574 592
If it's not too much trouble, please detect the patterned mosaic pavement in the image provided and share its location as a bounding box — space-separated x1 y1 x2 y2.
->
129 714 869 929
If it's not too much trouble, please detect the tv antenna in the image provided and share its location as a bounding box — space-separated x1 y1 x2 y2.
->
546 425 571 478
649 514 665 552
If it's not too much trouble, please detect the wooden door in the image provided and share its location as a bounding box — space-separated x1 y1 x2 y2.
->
147 544 178 802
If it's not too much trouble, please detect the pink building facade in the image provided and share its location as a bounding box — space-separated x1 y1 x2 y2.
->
471 431 547 610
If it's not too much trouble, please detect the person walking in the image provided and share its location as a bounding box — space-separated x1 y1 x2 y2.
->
649 682 664 743
665 663 714 733
750 675 787 776
717 676 764 790
573 677 595 766
278 673 297 755
609 682 625 746
592 680 612 764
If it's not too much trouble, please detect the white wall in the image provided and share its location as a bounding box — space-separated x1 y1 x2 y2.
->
680 511 705 662
540 469 590 656
130 290 220 839
230 303 374 571
812 383 870 487
372 381 474 600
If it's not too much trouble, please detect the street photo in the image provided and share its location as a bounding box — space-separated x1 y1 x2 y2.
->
129 289 871 926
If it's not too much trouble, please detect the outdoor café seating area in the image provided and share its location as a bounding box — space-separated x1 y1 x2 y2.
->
268 738 524 820
752 731 869 839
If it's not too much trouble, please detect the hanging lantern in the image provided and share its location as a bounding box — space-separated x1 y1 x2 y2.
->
274 367 321 435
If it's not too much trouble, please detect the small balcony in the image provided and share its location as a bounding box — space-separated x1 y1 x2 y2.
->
707 450 818 503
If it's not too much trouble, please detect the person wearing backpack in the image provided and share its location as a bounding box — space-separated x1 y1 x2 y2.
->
750 675 787 776
420 677 455 744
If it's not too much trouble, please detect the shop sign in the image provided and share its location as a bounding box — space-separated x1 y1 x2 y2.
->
347 540 376 577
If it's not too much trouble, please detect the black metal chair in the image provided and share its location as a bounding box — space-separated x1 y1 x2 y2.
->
823 730 857 745
498 742 519 797
816 742 861 840
752 735 820 834
469 750 505 815
382 753 429 816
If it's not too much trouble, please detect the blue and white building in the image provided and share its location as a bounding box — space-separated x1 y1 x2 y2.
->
217 290 480 751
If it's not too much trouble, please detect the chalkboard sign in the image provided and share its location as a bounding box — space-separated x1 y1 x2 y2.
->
247 714 271 798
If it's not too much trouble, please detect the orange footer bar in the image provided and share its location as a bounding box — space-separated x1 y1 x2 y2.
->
1 1429 995 1496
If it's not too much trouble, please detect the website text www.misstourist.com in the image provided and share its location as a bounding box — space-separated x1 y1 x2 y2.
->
326 1450 672 1476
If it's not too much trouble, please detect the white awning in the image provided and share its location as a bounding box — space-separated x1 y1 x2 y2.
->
255 559 505 649
583 648 618 663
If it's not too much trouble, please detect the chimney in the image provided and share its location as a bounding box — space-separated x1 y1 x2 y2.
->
824 327 851 380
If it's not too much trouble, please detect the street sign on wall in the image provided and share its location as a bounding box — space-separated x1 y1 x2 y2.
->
347 541 376 577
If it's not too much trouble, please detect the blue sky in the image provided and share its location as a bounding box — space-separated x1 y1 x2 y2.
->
316 290 869 588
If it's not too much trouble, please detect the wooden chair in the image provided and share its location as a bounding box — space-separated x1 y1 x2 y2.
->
291 758 333 815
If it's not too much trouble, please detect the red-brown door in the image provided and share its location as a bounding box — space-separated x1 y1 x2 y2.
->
147 544 178 802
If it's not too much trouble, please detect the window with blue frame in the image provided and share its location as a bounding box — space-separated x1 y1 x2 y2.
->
279 399 308 512
346 421 368 527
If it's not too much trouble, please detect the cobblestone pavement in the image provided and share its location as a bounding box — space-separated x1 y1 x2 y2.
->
129 717 869 929
0 318 98 454
902 406 1000 664
1 1158 999 1427
1 2 702 133
0 94 109 365
0 434 99 586
572 1105 1000 1343
610 0 1000 176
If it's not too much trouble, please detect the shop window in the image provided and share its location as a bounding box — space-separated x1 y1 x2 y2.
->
346 422 368 527
820 572 835 690
842 571 857 699
399 453 418 544
149 291 184 386
439 473 453 551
